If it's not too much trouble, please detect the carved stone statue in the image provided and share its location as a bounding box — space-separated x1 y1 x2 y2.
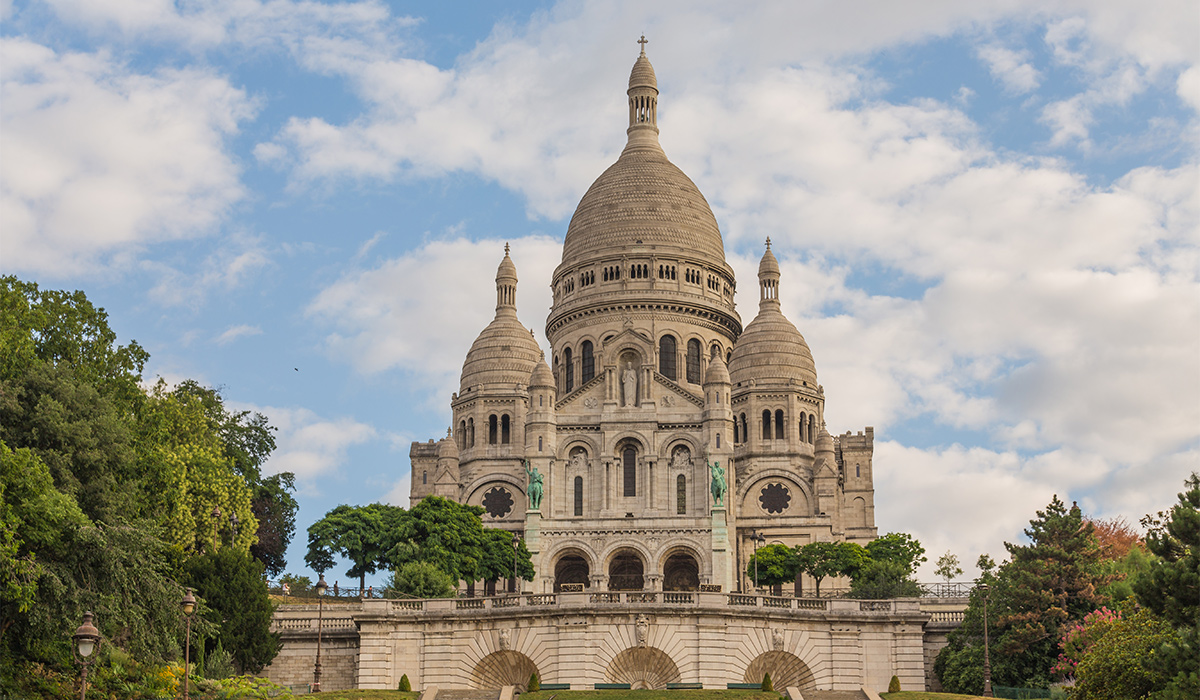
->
671 446 691 469
772 628 784 651
499 628 511 650
709 459 726 507
622 362 637 407
571 450 585 471
524 460 543 511
635 614 650 647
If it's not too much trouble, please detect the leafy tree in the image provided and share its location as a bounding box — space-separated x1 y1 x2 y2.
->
478 528 535 586
390 496 488 583
977 553 996 573
1134 473 1199 699
184 548 279 674
849 559 923 598
250 473 298 577
746 543 800 588
936 551 963 583
278 573 313 595
1072 607 1176 699
795 541 868 596
307 502 401 593
388 561 455 598
866 532 926 575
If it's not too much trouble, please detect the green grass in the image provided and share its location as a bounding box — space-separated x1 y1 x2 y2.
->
523 693 782 700
298 691 420 699
882 693 989 700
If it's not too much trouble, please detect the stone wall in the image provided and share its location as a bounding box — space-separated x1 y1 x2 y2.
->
265 603 360 692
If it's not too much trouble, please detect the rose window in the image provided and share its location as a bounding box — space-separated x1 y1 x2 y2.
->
758 483 791 514
482 487 514 518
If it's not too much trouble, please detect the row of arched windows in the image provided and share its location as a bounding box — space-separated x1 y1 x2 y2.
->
658 335 704 384
457 412 517 448
557 340 596 394
731 410 818 445
563 445 693 514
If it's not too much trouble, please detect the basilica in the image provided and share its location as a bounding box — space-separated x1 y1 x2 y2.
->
409 43 877 597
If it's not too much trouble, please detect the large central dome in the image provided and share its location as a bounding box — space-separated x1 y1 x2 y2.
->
558 47 727 270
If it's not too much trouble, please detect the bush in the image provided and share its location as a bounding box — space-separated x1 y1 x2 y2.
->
889 674 901 692
528 671 540 692
762 672 773 692
388 561 456 599
205 640 236 680
399 673 412 691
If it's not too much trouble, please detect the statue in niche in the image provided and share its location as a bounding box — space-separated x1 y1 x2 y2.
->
772 628 784 651
709 459 726 507
524 460 543 511
635 614 650 647
499 628 511 650
570 450 586 471
671 446 691 469
622 362 637 407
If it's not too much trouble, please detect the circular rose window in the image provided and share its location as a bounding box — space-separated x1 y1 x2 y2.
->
758 483 791 514
482 487 514 518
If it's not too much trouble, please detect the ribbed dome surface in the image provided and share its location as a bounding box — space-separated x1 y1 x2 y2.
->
460 318 541 393
437 431 458 459
629 53 657 90
561 147 726 266
728 307 817 387
704 352 730 385
530 351 554 388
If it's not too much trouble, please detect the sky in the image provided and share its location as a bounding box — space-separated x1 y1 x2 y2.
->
2 0 1197 586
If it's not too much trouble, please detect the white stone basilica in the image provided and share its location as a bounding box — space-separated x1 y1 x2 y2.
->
409 43 877 597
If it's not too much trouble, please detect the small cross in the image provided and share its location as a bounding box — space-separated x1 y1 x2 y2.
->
504 242 510 255
638 35 648 55
765 236 771 250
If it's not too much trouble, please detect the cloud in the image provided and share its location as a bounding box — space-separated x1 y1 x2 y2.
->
977 43 1041 94
142 235 272 307
306 234 560 405
244 404 378 480
0 38 254 277
214 324 263 345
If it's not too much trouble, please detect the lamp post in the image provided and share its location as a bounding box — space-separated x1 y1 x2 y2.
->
979 581 993 697
180 588 196 700
313 574 327 693
511 533 520 594
72 611 101 700
211 506 221 548
229 512 239 541
750 531 766 592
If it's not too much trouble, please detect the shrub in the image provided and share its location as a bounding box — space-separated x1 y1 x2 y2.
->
762 672 773 692
399 673 412 691
888 674 901 692
528 671 540 692
205 640 236 680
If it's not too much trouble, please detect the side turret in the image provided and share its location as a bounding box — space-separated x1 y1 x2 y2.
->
433 428 461 500
526 352 558 513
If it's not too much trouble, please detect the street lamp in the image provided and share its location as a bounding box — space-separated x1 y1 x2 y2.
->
180 588 196 700
229 512 239 540
313 574 327 693
750 531 766 593
978 581 992 697
211 506 221 548
72 611 101 700
511 533 521 594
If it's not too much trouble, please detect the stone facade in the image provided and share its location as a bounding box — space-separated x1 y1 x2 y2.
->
409 42 877 602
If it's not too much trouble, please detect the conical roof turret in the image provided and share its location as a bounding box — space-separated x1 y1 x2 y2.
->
530 350 555 389
704 350 731 385
460 246 541 393
437 427 459 459
729 240 817 387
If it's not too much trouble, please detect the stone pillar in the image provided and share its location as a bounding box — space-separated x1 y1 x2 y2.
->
711 507 732 592
524 510 541 557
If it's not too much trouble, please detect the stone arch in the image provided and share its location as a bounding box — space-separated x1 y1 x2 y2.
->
553 546 593 591
559 435 600 461
472 650 539 690
605 546 647 591
659 433 700 462
606 647 681 689
743 650 816 691
464 474 526 512
850 496 867 527
659 545 701 592
737 470 814 513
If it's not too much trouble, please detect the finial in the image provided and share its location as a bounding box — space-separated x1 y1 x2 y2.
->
504 242 510 255
765 236 771 250
638 34 648 56
446 427 452 438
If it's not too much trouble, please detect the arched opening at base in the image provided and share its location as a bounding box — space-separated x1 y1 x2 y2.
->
606 647 681 689
554 552 590 592
743 650 816 691
472 650 539 691
608 550 645 591
662 552 700 592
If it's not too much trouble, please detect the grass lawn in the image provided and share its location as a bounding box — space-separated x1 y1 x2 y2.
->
882 693 988 700
295 691 420 699
302 691 985 700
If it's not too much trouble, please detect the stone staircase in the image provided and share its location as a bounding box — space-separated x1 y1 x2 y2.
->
422 688 504 700
802 691 871 700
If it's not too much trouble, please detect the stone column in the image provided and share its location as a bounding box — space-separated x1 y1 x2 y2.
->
711 506 732 592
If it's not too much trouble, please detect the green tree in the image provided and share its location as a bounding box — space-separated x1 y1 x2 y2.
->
388 561 455 598
1134 473 1199 699
250 473 299 577
795 541 868 596
936 551 963 583
866 532 927 575
1072 607 1176 699
390 496 489 583
746 543 800 588
307 502 401 593
849 559 923 599
478 528 535 587
184 548 280 674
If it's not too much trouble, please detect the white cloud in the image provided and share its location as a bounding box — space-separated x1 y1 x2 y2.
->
306 235 561 404
0 38 254 277
977 43 1041 94
214 324 263 345
383 472 412 509
245 404 378 480
142 235 272 307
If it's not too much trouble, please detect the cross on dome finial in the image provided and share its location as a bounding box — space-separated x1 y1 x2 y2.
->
638 34 648 56
504 242 510 255
765 236 771 250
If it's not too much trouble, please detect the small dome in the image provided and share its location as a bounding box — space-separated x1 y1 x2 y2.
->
704 352 730 385
460 319 541 393
815 425 833 453
530 351 555 389
437 429 459 459
629 53 657 91
497 243 517 281
759 239 780 277
728 307 817 387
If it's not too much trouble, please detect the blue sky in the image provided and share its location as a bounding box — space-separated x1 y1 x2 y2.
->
2 0 1197 586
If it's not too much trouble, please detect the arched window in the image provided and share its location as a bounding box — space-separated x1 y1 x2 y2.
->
716 432 721 448
775 410 785 440
489 414 498 444
856 464 861 478
733 419 740 444
564 347 574 393
501 415 511 444
659 335 677 380
538 436 543 452
468 417 475 447
710 343 720 359
809 415 816 444
740 413 748 444
686 339 702 384
574 476 583 516
422 471 427 485
581 341 595 384
762 410 772 440
459 420 467 449
677 474 687 514
623 447 637 497
799 412 807 442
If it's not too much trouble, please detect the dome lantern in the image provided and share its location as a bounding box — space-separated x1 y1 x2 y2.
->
759 237 781 307
627 35 659 144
